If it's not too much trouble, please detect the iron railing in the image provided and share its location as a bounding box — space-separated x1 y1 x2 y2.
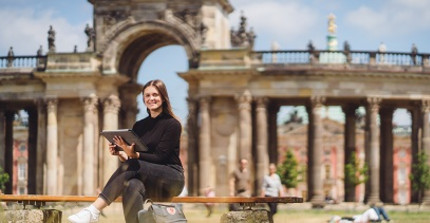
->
251 50 430 66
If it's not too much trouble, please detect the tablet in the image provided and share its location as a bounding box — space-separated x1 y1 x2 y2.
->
100 129 148 152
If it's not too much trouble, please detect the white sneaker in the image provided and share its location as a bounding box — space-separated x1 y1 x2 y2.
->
68 207 99 223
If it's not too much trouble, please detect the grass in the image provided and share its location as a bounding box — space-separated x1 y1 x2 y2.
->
59 203 430 223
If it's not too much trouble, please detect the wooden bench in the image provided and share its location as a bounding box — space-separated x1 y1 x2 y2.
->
0 195 303 222
0 194 302 207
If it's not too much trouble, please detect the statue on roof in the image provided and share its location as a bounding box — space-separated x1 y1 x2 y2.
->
47 25 56 53
231 11 256 49
85 24 96 52
327 13 337 35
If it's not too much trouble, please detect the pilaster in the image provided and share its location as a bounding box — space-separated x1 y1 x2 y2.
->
187 97 199 196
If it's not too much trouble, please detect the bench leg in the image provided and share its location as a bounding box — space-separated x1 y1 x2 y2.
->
3 209 62 223
220 209 273 223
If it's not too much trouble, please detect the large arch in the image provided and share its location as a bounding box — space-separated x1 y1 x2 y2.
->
101 20 200 80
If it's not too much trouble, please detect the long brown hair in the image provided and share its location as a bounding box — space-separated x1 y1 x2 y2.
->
142 79 180 122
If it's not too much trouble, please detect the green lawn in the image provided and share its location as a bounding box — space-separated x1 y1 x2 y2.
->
60 203 430 223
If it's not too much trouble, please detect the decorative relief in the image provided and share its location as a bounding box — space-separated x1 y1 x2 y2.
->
100 10 129 33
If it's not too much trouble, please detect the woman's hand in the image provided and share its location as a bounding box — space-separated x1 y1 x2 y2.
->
113 135 139 159
108 143 128 162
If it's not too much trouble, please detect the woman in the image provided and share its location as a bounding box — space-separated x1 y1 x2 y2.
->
68 79 185 223
261 163 283 218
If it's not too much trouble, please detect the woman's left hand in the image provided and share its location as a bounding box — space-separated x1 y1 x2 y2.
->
113 135 139 159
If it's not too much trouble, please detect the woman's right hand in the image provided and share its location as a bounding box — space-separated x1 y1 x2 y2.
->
109 143 128 162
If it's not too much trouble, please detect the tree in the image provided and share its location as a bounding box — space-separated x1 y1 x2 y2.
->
0 167 9 192
277 150 300 188
344 153 368 202
409 151 430 203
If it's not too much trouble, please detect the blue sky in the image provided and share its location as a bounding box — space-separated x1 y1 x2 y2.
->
2 0 429 125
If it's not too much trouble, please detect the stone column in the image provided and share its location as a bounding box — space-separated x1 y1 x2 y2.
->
199 96 211 195
82 95 98 195
342 105 357 202
379 107 394 203
421 100 430 205
27 107 38 194
268 104 280 164
309 96 325 207
409 105 421 202
46 98 58 195
36 99 47 194
255 97 270 196
237 90 253 193
4 111 14 194
237 91 253 162
102 95 121 185
0 111 5 170
187 97 199 196
366 97 382 204
119 83 141 128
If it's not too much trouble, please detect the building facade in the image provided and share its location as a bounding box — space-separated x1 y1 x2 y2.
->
0 0 429 207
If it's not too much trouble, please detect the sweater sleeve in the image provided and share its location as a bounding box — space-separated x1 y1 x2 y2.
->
138 120 181 164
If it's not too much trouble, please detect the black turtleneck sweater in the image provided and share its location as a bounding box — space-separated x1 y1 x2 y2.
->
132 112 183 168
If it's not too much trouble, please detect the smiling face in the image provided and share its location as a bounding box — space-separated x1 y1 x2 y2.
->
143 85 163 117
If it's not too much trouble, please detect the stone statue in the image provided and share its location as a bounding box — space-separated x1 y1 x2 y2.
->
37 45 43 56
327 13 337 35
85 24 95 51
47 25 56 52
411 43 418 65
7 46 14 67
230 12 256 49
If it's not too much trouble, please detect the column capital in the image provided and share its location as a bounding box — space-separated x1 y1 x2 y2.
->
82 94 98 112
255 97 268 108
366 97 381 111
310 96 326 107
421 99 430 113
236 90 252 104
46 98 58 112
103 94 121 114
341 104 358 115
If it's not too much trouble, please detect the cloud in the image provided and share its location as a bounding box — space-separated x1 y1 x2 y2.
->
0 7 88 55
345 0 430 38
230 0 319 49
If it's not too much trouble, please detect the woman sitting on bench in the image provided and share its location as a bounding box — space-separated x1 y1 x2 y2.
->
68 79 185 223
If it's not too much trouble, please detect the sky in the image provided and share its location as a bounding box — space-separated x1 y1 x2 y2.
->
2 0 429 126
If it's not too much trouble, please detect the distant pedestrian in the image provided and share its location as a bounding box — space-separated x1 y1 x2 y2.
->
204 186 215 217
261 163 283 218
229 158 251 211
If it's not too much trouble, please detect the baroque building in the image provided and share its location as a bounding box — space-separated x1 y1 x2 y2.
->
0 0 429 207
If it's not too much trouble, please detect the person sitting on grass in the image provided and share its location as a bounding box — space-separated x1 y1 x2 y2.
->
329 204 391 223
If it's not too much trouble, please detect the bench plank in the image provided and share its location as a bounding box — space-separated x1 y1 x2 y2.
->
171 196 303 203
0 195 303 204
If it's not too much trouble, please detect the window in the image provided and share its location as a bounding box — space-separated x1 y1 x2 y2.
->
19 143 26 152
18 163 26 180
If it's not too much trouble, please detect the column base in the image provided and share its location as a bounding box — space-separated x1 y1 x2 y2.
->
220 209 273 223
310 194 325 208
